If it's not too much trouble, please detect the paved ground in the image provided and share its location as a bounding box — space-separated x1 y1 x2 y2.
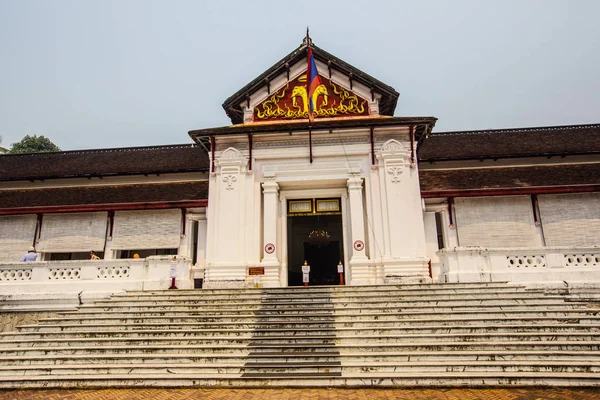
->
1 388 599 400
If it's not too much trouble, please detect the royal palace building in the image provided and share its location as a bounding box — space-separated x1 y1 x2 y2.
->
1 37 599 308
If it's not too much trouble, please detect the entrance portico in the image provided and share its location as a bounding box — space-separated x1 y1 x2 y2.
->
195 122 434 288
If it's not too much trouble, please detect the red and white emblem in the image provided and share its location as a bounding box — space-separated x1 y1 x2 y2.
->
353 240 364 251
264 243 275 254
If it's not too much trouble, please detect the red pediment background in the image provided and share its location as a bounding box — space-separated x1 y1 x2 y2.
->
253 74 369 122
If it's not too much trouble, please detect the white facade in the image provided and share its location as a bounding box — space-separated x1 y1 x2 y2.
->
202 127 430 288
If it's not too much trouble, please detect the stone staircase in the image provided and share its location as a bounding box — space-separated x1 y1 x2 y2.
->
0 282 599 388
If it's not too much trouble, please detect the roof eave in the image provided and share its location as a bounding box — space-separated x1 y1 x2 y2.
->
189 116 437 145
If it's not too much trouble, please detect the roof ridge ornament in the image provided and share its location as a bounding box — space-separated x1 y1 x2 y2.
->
303 27 313 47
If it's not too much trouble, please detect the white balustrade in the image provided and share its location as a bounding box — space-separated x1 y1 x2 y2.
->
48 267 81 280
564 253 599 267
438 246 600 287
506 255 546 269
0 256 193 310
0 268 32 281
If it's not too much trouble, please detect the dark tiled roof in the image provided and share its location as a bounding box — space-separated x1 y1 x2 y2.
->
419 163 600 193
0 181 208 210
0 144 209 182
419 124 600 161
222 41 400 124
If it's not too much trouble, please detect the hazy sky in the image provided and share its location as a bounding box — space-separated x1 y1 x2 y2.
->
1 0 599 151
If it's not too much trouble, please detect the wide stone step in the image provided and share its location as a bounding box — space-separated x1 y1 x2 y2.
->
35 308 599 325
341 361 600 373
122 282 529 296
70 298 577 312
6 323 599 341
0 371 598 388
0 365 344 377
56 306 591 320
0 344 253 356
251 332 600 344
103 291 553 304
92 291 561 302
0 363 245 376
5 332 598 348
0 353 250 366
59 301 590 316
2 341 598 357
17 315 600 333
0 336 256 347
113 290 547 302
2 350 599 367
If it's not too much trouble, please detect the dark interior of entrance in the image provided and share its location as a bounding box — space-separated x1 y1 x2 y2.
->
287 214 344 286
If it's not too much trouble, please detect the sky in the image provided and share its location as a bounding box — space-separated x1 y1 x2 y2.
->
0 0 599 151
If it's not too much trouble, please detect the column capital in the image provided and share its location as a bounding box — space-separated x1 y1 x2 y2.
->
262 180 279 194
347 175 363 191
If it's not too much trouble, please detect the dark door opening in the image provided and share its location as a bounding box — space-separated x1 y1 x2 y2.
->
287 214 344 286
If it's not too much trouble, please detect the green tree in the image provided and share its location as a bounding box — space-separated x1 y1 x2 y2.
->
9 135 61 154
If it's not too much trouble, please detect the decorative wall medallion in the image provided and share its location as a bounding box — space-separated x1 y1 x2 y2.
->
381 139 404 155
264 243 275 254
220 147 243 159
387 166 403 183
223 174 237 190
353 240 365 251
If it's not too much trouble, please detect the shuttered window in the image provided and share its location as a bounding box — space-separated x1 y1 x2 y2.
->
538 193 600 247
0 214 37 262
37 212 108 253
455 196 536 248
111 209 181 250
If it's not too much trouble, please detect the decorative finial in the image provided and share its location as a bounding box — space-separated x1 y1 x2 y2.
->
303 27 312 46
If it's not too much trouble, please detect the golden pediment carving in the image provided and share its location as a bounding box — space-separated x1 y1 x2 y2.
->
254 75 369 121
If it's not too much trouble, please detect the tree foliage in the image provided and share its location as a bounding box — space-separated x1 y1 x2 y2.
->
9 135 61 154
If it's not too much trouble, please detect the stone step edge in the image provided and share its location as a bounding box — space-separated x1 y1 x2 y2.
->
82 298 572 308
21 316 600 329
115 289 541 299
1 341 599 353
57 307 593 317
123 282 521 293
41 308 600 321
2 332 599 345
0 371 599 384
8 359 599 373
105 290 552 300
61 305 590 316
6 323 600 337
1 350 599 362
55 308 593 318
71 299 582 309
95 292 567 307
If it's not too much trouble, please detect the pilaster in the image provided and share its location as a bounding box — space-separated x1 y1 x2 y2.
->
203 147 248 288
376 139 430 283
261 179 279 263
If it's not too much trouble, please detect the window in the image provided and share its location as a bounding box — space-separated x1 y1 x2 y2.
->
435 212 445 250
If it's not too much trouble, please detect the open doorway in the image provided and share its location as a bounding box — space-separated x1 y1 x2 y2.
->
287 200 344 286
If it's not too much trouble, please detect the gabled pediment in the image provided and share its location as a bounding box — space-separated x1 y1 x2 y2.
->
222 39 399 125
254 73 370 122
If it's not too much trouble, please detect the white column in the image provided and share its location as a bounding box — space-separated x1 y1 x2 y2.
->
261 179 279 266
347 174 368 262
